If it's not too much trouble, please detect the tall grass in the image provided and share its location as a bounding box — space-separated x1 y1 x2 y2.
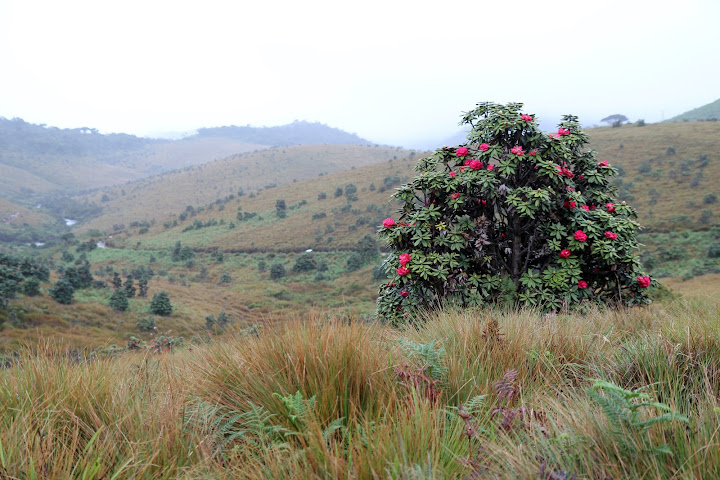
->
1 297 719 478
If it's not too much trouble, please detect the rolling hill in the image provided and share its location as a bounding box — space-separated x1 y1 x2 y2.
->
666 98 720 122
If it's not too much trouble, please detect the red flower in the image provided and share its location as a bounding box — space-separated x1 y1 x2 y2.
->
606 202 615 213
456 147 469 157
521 114 532 122
560 249 571 258
451 192 461 199
469 159 483 170
637 276 651 288
459 166 466 172
589 205 597 210
574 230 588 242
399 253 411 266
604 231 617 240
449 171 456 178
510 146 524 156
564 201 576 209
382 218 395 228
397 267 410 276
598 160 609 167
581 205 590 211
529 150 537 157
478 200 487 205
400 290 409 297
487 164 494 171
558 128 570 136
549 133 560 139
578 280 588 289
479 143 490 151
463 159 471 166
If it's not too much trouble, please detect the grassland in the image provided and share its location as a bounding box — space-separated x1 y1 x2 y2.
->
1 297 719 479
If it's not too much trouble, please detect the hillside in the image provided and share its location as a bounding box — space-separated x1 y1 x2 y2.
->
0 117 374 207
194 120 371 146
77 144 419 233
666 98 720 122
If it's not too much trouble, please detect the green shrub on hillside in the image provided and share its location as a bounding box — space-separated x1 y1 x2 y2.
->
377 102 650 323
150 291 173 316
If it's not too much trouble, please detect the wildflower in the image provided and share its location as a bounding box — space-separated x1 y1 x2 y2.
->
487 164 494 171
604 231 617 240
382 218 395 228
578 280 588 289
397 267 410 276
574 230 588 242
449 171 456 177
521 114 532 122
581 205 590 211
451 192 461 199
560 249 571 258
469 159 483 170
456 147 469 157
479 143 490 151
510 146 524 156
399 253 411 266
637 276 651 288
400 290 409 297
558 128 570 136
598 160 609 167
529 149 537 157
606 202 615 213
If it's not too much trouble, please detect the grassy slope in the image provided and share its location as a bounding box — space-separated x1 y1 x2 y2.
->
666 98 720 122
1 299 718 478
79 144 418 233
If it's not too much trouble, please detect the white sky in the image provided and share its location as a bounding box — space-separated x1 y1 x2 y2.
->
1 0 718 148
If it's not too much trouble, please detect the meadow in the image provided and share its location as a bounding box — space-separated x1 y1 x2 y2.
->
1 297 719 479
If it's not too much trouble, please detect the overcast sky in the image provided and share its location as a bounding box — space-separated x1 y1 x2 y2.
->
1 0 718 148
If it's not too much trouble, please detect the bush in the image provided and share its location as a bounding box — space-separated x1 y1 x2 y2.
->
376 102 650 323
49 278 74 305
708 243 720 259
292 254 317 273
704 193 718 205
149 291 173 316
137 315 156 332
21 277 40 297
269 263 286 280
109 289 129 312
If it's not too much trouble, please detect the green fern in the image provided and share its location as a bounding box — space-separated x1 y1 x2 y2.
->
588 379 688 456
398 339 448 380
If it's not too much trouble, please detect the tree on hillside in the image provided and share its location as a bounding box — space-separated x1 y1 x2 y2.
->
601 114 628 126
109 289 129 312
50 278 75 305
150 291 173 316
376 102 651 324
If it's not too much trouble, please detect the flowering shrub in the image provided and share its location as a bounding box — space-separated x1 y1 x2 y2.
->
376 102 651 323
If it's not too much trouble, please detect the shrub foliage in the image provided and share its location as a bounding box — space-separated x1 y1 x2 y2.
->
377 102 651 323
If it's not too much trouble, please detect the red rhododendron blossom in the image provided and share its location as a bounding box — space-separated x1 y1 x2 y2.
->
478 199 487 205
589 205 597 210
479 143 490 151
451 192 461 199
469 159 483 170
397 267 410 276
606 202 616 213
521 114 532 122
574 230 588 242
604 231 617 240
459 166 466 172
578 280 588 289
487 164 494 171
566 186 575 191
449 171 456 178
510 146 525 156
529 149 537 157
558 128 570 136
567 201 576 209
463 159 471 166
400 290 409 297
598 160 609 167
637 276 651 288
456 147 469 157
581 205 590 211
549 133 560 139
399 253 411 266
382 218 395 228
560 249 571 258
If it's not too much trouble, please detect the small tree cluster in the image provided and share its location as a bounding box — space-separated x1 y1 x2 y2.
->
376 102 651 324
150 291 173 316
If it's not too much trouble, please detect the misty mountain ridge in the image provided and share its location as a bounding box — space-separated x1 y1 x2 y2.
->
665 98 720 123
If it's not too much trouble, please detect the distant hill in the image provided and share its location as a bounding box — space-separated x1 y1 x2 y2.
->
193 120 372 146
665 98 720 122
0 117 374 208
